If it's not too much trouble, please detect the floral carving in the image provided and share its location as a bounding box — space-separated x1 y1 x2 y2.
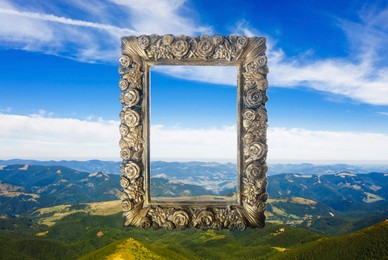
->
195 210 214 228
123 65 143 89
119 124 129 136
138 35 150 49
123 110 140 127
162 34 174 45
121 200 133 211
125 178 145 203
248 143 266 161
171 40 190 59
122 161 141 180
243 62 267 90
172 210 190 229
245 89 263 107
211 221 223 230
243 109 256 121
120 147 132 160
236 36 248 49
245 162 263 179
229 220 247 231
242 178 264 206
119 34 268 230
163 221 175 230
196 35 215 59
123 89 140 107
257 55 267 66
119 79 129 91
140 217 152 229
119 55 132 67
243 132 254 144
212 35 224 45
120 176 130 189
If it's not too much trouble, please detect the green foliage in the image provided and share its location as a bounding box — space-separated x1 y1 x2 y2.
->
271 221 388 260
0 209 387 260
305 214 388 235
0 217 47 239
0 235 76 260
78 220 325 260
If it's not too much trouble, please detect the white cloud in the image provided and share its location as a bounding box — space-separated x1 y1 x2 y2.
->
268 127 388 163
376 112 388 116
151 124 237 161
0 114 120 160
0 8 136 36
1 114 388 163
0 0 209 62
230 8 388 106
0 1 53 43
268 50 388 106
150 9 388 106
111 0 211 35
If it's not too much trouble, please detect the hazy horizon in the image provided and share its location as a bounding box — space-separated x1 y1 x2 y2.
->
1 157 388 166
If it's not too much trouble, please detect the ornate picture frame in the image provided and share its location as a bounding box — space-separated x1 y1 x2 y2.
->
118 34 268 230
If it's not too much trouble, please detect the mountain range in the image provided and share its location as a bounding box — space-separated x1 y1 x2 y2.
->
0 160 387 259
1 162 387 230
1 159 388 176
0 164 120 217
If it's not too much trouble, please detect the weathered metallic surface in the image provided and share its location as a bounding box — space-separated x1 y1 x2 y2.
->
119 34 268 230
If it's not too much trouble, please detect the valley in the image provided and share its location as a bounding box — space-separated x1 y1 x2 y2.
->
0 160 387 259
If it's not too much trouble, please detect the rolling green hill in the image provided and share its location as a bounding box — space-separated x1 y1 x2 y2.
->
0 199 386 259
80 218 388 260
272 220 388 259
0 209 326 259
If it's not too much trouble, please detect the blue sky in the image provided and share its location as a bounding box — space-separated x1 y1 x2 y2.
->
0 0 387 163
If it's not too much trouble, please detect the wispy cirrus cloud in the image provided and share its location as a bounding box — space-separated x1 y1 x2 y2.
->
110 0 211 35
0 8 136 36
376 111 388 116
0 0 209 62
1 113 388 163
151 7 388 106
229 7 388 106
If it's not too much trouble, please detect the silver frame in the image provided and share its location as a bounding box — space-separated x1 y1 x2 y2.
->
118 34 268 230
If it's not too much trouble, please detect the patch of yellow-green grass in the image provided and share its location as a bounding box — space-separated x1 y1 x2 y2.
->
35 230 49 237
87 200 121 215
33 200 122 226
290 197 317 205
33 204 79 226
269 205 303 222
270 205 287 216
272 247 287 252
81 237 184 260
198 229 226 243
